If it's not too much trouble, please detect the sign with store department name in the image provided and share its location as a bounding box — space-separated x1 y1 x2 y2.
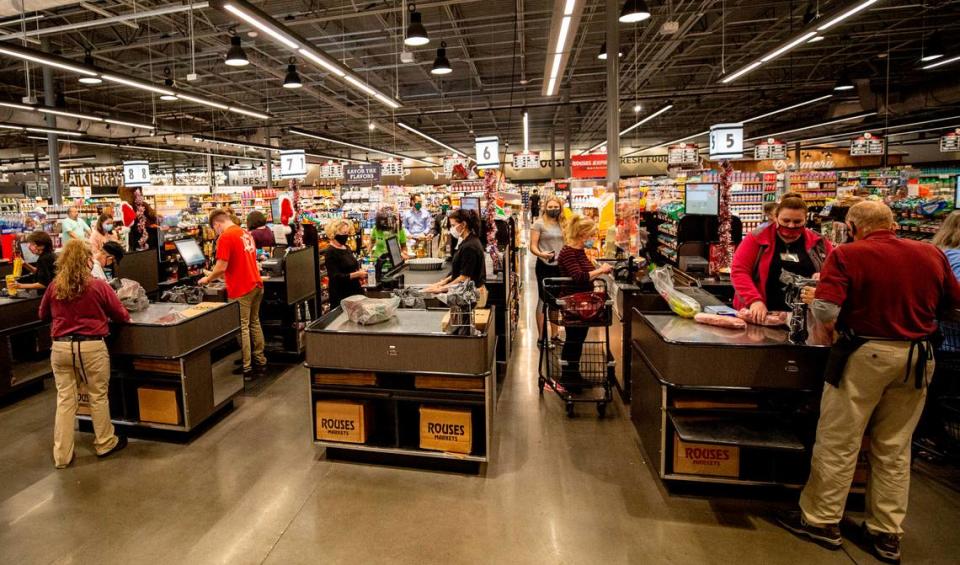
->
319 161 343 179
512 151 540 169
279 149 307 178
754 138 787 160
850 132 884 156
122 160 150 187
381 159 404 177
475 136 500 169
941 129 960 153
668 143 699 165
343 163 381 185
709 123 743 160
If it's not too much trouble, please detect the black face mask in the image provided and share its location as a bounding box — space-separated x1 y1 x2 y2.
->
546 209 561 219
334 234 350 245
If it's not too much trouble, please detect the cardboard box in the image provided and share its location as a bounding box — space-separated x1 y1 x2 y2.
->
419 406 473 454
315 400 372 444
440 308 491 332
415 375 484 392
313 371 378 387
673 435 740 478
672 398 758 409
137 387 181 425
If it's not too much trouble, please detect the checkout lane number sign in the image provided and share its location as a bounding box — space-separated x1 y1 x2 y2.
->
123 160 150 187
475 136 500 169
709 123 744 160
280 149 307 178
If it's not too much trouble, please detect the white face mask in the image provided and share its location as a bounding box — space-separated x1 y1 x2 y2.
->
449 226 461 240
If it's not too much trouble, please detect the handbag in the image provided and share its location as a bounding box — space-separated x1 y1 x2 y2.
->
559 291 607 324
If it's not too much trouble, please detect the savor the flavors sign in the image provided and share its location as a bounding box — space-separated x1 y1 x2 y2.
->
343 163 381 185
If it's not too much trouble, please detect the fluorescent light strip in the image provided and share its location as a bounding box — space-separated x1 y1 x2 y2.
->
37 107 103 121
0 47 97 76
720 61 762 84
397 122 467 156
104 118 155 130
176 94 229 111
0 100 154 130
555 16 571 54
228 106 271 120
523 112 529 152
0 101 34 112
344 75 377 97
817 0 880 32
193 134 279 153
374 93 401 110
25 126 83 137
793 115 960 145
289 128 434 165
746 112 877 141
298 48 346 78
30 136 115 147
923 54 960 70
223 3 299 49
550 53 563 80
742 94 834 122
102 74 175 96
586 104 674 152
546 77 557 96
563 0 576 16
305 152 368 164
760 32 818 63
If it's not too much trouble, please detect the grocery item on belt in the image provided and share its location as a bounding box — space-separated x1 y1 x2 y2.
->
650 265 701 319
341 295 400 325
736 309 789 327
694 312 747 330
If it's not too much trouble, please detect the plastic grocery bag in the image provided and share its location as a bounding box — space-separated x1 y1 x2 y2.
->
341 295 401 325
649 265 701 318
115 278 149 312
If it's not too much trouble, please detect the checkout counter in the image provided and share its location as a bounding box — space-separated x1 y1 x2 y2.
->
0 291 50 400
259 246 317 357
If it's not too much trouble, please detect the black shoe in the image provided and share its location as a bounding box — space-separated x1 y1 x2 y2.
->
862 524 901 563
232 366 251 376
776 510 843 549
234 358 243 366
97 436 128 459
253 361 267 372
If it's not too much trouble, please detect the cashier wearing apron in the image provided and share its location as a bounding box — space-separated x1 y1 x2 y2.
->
424 209 487 307
39 240 131 468
730 193 832 324
777 202 960 563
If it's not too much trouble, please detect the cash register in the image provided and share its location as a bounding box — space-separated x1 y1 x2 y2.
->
375 235 406 290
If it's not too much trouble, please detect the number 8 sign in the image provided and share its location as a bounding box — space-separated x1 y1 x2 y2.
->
475 136 499 169
709 123 744 160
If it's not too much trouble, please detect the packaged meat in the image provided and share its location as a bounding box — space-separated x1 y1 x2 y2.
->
736 308 789 327
694 313 747 330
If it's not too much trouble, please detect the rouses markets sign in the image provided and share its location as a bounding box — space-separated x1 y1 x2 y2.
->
343 163 381 185
570 154 607 178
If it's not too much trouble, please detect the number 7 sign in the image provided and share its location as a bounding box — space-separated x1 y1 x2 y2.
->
709 123 744 160
279 149 307 178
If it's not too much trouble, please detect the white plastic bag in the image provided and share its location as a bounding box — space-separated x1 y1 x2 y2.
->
649 266 701 318
115 278 149 312
341 295 401 325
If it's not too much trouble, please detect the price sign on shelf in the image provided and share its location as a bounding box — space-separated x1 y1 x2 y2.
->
668 143 699 165
709 123 744 160
941 129 960 153
475 136 500 169
512 151 541 170
381 159 405 177
319 161 343 179
850 132 884 156
754 138 787 160
122 160 150 187
280 149 307 178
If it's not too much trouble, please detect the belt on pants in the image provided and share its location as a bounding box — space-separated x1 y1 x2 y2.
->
53 335 105 342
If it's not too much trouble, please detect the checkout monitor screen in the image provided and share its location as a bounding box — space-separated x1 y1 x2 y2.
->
20 242 39 264
174 238 206 267
386 235 404 269
460 197 480 212
685 183 720 216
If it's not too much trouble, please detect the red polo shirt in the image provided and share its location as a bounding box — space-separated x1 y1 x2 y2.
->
215 225 262 299
815 230 960 339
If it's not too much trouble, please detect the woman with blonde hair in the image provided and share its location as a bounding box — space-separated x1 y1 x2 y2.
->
324 218 367 308
531 195 567 345
933 210 960 279
39 239 131 468
555 214 613 389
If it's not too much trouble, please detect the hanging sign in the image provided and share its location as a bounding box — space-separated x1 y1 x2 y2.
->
475 136 500 169
122 160 150 187
941 129 960 153
381 159 405 177
709 123 744 160
668 143 699 165
754 138 787 160
850 132 884 156
279 149 307 178
443 155 470 176
343 163 381 185
319 161 343 179
512 151 541 169
68 185 92 198
570 154 607 179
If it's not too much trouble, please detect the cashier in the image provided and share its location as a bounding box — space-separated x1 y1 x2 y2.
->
13 231 57 292
369 207 408 260
730 193 832 323
91 241 125 281
246 211 276 250
424 209 487 306
324 219 366 307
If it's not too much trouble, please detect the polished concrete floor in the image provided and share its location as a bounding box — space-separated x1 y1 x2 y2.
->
2 258 960 564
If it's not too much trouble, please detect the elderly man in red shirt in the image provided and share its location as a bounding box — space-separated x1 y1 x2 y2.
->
777 201 960 563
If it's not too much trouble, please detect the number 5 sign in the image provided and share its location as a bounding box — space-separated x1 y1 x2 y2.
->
709 123 744 160
280 149 307 178
475 136 499 169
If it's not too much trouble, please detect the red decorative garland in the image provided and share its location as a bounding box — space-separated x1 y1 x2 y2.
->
291 179 304 248
716 159 734 269
483 169 500 271
133 187 148 251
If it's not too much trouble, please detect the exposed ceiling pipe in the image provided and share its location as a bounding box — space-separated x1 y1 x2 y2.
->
856 77 960 118
0 0 78 19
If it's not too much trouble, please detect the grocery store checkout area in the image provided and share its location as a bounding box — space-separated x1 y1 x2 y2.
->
257 245 316 357
370 235 451 293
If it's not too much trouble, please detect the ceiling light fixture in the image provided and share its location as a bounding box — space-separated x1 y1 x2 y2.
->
289 127 435 165
923 54 960 71
177 93 229 111
79 50 102 85
431 41 452 75
304 152 368 164
225 34 249 67
0 99 155 131
283 58 302 89
0 123 84 137
160 67 178 101
597 42 623 60
585 103 673 153
523 110 530 152
396 122 467 156
633 103 642 113
210 0 402 109
543 0 583 97
833 72 855 91
920 32 945 63
745 111 877 141
807 35 825 44
226 106 271 120
404 4 429 47
816 0 880 32
0 46 98 77
619 0 651 24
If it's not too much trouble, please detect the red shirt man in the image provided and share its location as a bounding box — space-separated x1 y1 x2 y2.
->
211 224 262 299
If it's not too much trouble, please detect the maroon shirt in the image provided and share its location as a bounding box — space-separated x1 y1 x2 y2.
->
557 246 595 293
815 230 960 340
39 278 131 338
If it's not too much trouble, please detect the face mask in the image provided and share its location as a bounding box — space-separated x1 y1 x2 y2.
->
584 239 595 249
414 202 422 210
334 234 350 245
449 226 462 240
441 205 450 213
546 208 561 219
777 224 805 239
103 222 114 233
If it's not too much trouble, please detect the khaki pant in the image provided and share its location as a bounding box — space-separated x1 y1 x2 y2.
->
238 286 267 370
51 340 118 465
800 340 932 535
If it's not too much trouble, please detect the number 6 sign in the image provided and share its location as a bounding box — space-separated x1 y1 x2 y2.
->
709 123 744 160
475 136 499 169
279 149 307 178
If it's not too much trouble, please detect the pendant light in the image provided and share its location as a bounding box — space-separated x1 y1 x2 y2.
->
833 72 854 92
160 67 178 101
921 32 945 63
431 41 452 75
597 42 622 60
225 35 249 67
405 4 429 47
619 0 651 24
283 58 302 89
78 50 102 85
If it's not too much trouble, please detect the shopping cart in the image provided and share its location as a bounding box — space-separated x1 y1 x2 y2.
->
914 319 960 461
538 277 615 417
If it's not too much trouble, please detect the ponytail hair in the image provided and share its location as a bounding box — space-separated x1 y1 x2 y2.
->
564 213 596 244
